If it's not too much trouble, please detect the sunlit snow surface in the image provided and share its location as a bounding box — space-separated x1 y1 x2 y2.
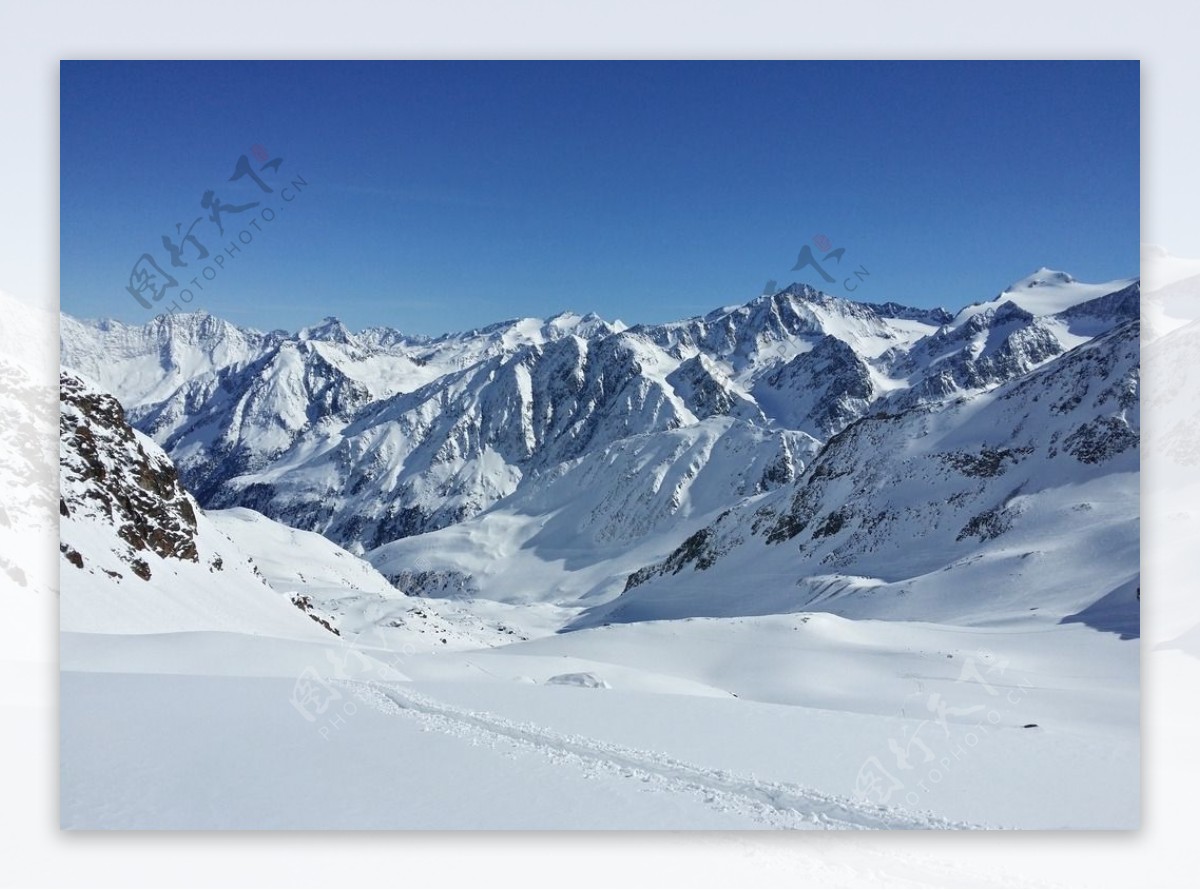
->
58 271 1141 829
61 615 1136 829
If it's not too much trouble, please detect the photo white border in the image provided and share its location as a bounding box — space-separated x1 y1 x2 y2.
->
3 1 1192 886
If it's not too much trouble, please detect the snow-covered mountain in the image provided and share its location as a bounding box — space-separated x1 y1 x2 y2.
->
610 319 1139 630
59 369 559 649
59 269 1142 832
61 270 1138 628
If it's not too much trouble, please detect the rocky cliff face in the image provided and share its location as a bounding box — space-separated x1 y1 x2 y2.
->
59 369 330 638
753 334 875 437
60 372 201 579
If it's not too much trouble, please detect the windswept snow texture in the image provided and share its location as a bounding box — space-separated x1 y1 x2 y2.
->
60 270 1139 829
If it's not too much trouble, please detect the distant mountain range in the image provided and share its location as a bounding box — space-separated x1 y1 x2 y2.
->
60 269 1140 636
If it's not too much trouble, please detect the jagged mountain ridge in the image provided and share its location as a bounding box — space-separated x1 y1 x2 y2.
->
606 318 1139 630
61 272 1137 569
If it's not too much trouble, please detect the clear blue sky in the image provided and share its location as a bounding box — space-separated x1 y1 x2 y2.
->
61 60 1139 336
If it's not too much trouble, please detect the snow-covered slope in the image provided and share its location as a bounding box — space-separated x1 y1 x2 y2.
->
952 267 1137 322
58 371 329 637
207 507 532 651
369 416 820 605
62 607 1139 829
605 319 1139 629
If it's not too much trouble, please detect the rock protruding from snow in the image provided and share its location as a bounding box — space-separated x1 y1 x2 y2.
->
546 672 611 689
60 372 201 574
60 372 331 637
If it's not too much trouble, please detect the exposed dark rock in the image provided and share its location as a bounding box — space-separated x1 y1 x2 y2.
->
60 372 200 566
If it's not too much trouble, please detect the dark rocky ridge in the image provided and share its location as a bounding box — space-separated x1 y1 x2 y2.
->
60 372 201 577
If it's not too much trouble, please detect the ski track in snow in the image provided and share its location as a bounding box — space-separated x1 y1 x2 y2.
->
344 679 975 830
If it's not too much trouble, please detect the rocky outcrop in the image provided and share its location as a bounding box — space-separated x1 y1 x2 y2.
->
60 372 200 576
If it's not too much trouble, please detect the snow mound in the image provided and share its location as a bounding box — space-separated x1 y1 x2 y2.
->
545 672 611 689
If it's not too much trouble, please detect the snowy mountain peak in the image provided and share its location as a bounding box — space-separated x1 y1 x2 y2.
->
146 310 249 340
986 299 1036 326
1014 267 1077 289
612 317 1139 631
951 270 1136 325
298 316 356 345
542 309 625 338
777 282 826 301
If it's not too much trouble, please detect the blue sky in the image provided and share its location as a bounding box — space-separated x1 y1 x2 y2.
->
60 60 1139 336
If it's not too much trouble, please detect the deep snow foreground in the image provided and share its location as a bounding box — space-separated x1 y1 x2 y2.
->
61 612 1137 830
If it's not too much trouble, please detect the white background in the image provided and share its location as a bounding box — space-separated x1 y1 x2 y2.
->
3 2 1196 886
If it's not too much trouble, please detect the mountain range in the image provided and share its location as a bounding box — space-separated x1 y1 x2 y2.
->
59 269 1140 639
